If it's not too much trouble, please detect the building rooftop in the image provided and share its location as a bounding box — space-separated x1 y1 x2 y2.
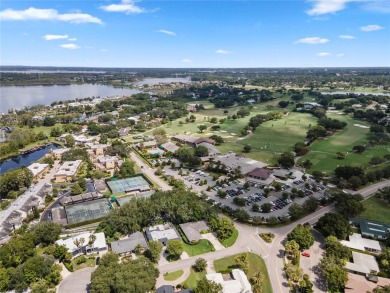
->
345 273 390 293
179 221 209 243
56 232 106 254
345 251 380 275
160 142 180 153
28 163 49 177
145 223 181 243
197 142 220 156
340 233 382 252
110 232 147 254
51 148 70 155
349 218 390 239
215 153 267 175
55 160 82 177
206 269 252 293
248 168 273 180
97 155 118 163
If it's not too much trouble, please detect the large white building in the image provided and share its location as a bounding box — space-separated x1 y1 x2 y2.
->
56 232 107 256
345 251 380 275
340 233 382 253
54 160 82 182
28 163 49 179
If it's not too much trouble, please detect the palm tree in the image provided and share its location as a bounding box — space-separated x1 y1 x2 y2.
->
79 237 85 254
88 234 97 253
251 271 265 286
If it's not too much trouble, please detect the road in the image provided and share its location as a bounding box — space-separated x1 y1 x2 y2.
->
0 161 60 227
129 152 171 191
57 267 95 293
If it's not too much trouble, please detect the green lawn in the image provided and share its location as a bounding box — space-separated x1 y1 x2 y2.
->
298 113 390 174
71 255 96 271
183 239 214 256
213 252 273 293
181 268 206 289
359 196 390 225
221 228 239 248
163 270 184 281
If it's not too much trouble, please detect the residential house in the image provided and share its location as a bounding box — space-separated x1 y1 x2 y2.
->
345 251 380 275
179 221 209 243
93 179 108 193
110 232 148 255
171 134 215 147
97 156 120 170
247 168 275 186
206 269 252 293
304 102 322 109
345 273 390 293
340 233 382 254
349 218 390 240
89 144 108 156
156 286 191 293
145 223 181 246
55 232 107 256
54 160 82 182
118 128 131 137
28 163 50 179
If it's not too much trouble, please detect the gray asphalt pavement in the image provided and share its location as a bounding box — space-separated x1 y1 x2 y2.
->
58 267 95 293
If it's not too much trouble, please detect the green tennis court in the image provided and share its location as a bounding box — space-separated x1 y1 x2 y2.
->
65 198 111 225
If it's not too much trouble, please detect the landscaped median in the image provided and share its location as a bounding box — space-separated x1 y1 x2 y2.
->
220 228 239 247
163 270 184 281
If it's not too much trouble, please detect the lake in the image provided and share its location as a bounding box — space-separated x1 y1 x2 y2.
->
0 84 141 113
134 77 191 86
0 143 61 174
320 91 390 97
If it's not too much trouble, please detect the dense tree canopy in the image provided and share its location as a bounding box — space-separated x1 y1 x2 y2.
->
90 254 158 293
315 213 351 240
287 224 314 250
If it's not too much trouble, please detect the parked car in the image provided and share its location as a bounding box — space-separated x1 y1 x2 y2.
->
302 251 310 257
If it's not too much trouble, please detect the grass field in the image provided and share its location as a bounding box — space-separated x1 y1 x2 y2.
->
298 113 390 174
213 252 273 293
183 239 214 256
221 228 239 248
358 196 390 225
181 268 206 289
164 270 184 281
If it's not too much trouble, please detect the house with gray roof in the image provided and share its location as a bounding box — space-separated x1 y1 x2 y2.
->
145 223 181 246
179 221 209 243
110 232 147 254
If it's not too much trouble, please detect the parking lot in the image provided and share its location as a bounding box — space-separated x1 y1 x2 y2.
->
207 178 327 221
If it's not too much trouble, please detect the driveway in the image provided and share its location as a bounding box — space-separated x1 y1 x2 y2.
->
201 233 224 251
58 267 95 293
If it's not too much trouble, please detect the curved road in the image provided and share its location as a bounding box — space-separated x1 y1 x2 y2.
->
58 267 95 293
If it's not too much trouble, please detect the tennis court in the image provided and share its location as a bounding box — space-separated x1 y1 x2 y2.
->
65 198 111 225
107 176 150 194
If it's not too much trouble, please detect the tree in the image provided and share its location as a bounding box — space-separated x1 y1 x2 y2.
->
336 152 345 160
278 152 295 168
373 286 390 293
175 146 194 162
194 278 222 293
377 187 390 204
287 225 314 250
261 203 272 213
209 135 224 145
211 216 235 240
90 256 158 293
302 196 319 213
251 271 266 293
288 203 305 220
325 236 351 261
243 145 252 153
146 240 163 263
334 192 364 216
115 160 135 179
235 253 249 274
166 240 183 258
198 125 207 133
315 213 351 239
194 145 209 157
64 134 75 148
320 257 348 292
352 145 366 153
88 234 97 251
194 258 207 272
285 240 300 258
30 222 62 245
71 183 83 195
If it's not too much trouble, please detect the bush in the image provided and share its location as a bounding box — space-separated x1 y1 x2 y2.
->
76 256 87 265
259 232 275 243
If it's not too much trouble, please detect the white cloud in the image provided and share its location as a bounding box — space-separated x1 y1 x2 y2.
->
336 53 345 57
68 38 77 41
100 0 145 14
158 29 176 36
43 34 68 41
181 59 192 63
360 24 384 31
306 0 355 16
216 49 231 54
59 43 80 49
317 52 331 56
295 37 329 44
362 1 390 13
339 35 355 39
0 7 103 24
100 49 108 52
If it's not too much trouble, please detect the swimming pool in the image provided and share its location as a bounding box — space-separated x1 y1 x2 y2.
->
148 149 164 155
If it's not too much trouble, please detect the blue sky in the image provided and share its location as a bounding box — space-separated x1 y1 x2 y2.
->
1 0 389 67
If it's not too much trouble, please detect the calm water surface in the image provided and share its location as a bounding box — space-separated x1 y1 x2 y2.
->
0 84 141 112
0 143 61 174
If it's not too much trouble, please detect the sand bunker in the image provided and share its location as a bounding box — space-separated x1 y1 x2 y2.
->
353 124 369 129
